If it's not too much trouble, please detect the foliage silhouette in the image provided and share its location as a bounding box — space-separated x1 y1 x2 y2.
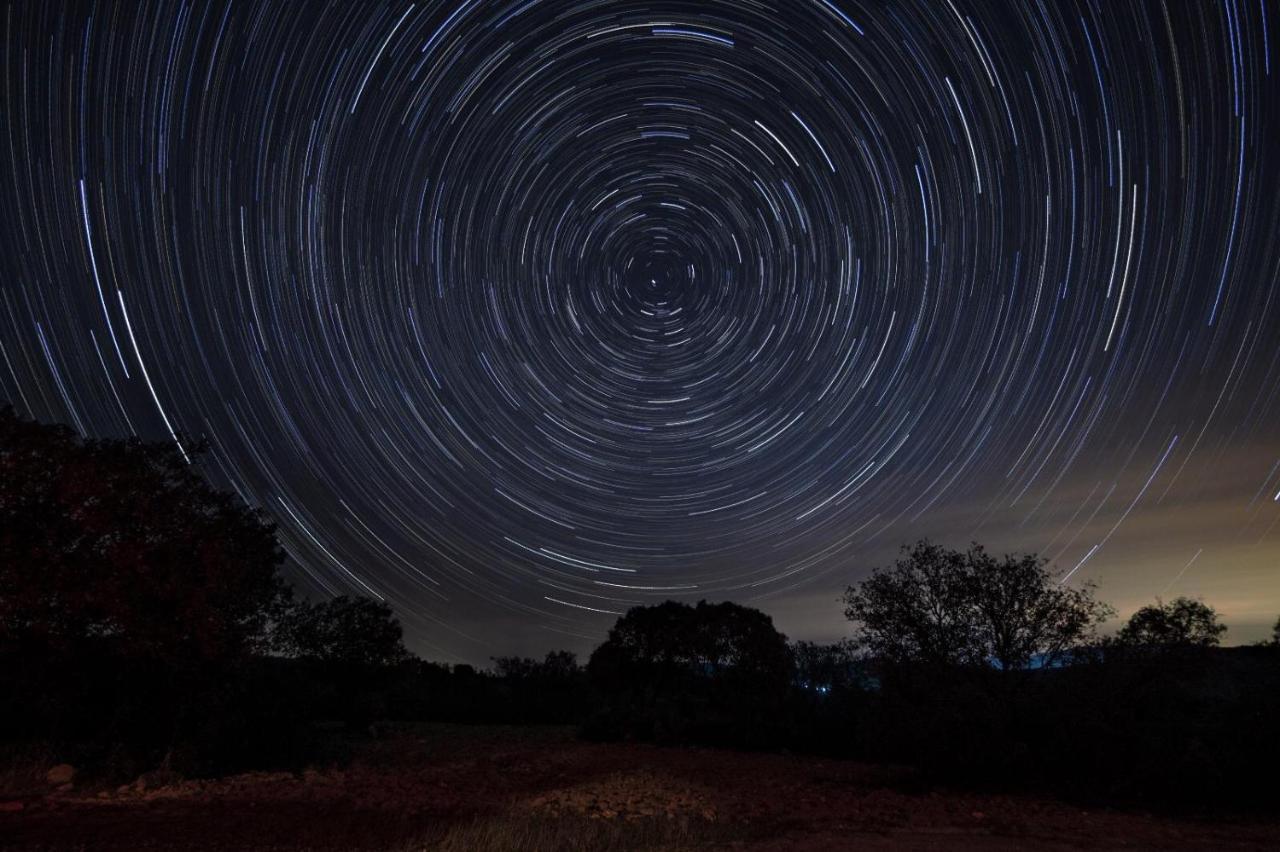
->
277 595 408 666
488 651 587 723
790 639 864 693
2 408 1275 810
842 541 1111 671
585 600 792 746
1 405 289 662
492 649 580 681
1115 596 1228 649
0 408 404 773
831 543 1274 810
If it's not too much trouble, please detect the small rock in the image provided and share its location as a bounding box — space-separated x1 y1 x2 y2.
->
45 764 76 785
971 811 986 820
56 783 73 793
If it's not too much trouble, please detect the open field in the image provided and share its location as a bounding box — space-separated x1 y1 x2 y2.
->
1 724 1275 851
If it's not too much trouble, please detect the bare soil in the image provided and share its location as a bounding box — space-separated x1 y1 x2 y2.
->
1 724 1275 850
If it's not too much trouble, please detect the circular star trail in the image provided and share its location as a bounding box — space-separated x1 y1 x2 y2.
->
3 1 1279 659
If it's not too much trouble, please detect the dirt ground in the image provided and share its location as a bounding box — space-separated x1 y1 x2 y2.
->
1 724 1276 850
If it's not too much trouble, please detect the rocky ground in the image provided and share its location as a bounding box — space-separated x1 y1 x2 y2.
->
1 724 1276 850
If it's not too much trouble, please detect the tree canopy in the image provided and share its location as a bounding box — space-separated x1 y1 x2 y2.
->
275 595 409 666
1115 597 1227 649
492 650 580 681
842 541 1112 671
0 405 288 662
586 600 793 745
589 600 793 683
791 639 863 692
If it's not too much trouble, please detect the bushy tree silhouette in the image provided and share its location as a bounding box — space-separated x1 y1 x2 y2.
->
277 595 408 665
842 542 975 668
842 541 1110 671
0 405 288 662
0 406 310 773
586 601 792 745
1115 596 1227 649
273 595 410 732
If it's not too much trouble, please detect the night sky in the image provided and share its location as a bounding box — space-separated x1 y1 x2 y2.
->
2 1 1278 662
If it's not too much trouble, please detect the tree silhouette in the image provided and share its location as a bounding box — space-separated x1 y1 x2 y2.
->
843 541 1111 671
492 650 581 681
591 600 792 679
276 595 409 666
1115 597 1227 648
586 601 792 745
489 651 586 723
963 545 1113 670
0 405 288 663
842 542 974 667
1 406 305 773
791 639 862 692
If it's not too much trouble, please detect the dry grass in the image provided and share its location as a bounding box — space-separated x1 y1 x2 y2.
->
398 764 752 850
5 725 1279 851
404 810 752 852
523 769 719 822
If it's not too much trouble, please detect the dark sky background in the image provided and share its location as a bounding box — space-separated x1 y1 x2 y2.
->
2 0 1278 663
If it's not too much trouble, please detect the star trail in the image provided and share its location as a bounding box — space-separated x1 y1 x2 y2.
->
2 1 1278 661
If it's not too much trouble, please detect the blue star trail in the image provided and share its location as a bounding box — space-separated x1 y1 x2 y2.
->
2 1 1278 660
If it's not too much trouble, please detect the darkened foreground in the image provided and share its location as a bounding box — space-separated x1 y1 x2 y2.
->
3 405 1279 839
2 724 1278 851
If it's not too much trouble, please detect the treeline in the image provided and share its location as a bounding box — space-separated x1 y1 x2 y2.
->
3 407 1278 811
0 407 589 776
577 574 1279 811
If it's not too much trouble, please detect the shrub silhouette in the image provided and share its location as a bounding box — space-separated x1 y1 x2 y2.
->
585 600 792 746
